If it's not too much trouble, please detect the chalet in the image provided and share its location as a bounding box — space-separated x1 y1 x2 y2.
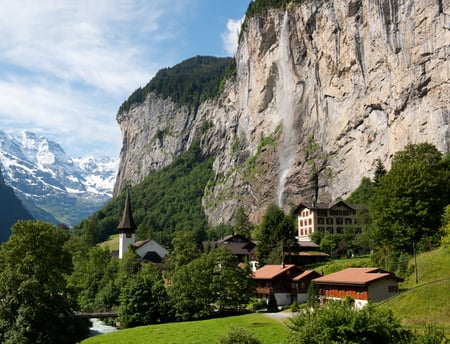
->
294 200 360 241
313 267 404 309
112 191 168 263
251 264 320 306
292 269 322 303
202 234 258 270
134 239 169 263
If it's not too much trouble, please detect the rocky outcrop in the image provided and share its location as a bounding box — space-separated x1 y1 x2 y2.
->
115 0 449 224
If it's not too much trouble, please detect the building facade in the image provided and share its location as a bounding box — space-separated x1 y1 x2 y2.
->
313 267 403 309
295 201 360 241
251 264 321 306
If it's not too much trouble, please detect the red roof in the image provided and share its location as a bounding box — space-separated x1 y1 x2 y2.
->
292 270 321 281
252 264 303 280
313 268 403 286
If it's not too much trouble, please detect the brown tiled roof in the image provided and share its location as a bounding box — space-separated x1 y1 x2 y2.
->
294 200 357 214
313 267 403 285
202 234 256 255
292 269 321 281
252 264 303 280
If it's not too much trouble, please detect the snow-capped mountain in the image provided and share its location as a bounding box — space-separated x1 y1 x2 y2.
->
0 130 118 226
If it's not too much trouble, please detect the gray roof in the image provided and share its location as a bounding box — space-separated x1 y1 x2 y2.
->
118 190 136 231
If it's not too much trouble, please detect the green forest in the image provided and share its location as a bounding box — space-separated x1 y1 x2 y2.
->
117 56 235 115
74 139 214 248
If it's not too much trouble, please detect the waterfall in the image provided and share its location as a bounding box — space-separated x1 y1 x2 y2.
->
276 11 296 208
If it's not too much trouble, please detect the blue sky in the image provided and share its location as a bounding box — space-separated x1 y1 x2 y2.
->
0 0 250 158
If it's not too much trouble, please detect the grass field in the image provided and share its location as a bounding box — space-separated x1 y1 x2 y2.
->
378 246 450 332
98 234 119 251
81 313 290 344
304 255 373 274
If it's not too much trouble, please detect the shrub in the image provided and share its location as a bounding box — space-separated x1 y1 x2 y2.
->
218 327 262 344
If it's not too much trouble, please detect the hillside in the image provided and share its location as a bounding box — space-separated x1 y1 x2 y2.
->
0 167 33 242
379 246 450 329
76 140 213 246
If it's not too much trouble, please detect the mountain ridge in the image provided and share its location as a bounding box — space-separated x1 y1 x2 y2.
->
0 165 33 242
0 130 118 227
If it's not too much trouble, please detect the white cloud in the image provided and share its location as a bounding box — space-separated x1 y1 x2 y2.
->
0 77 121 157
0 0 189 157
221 17 244 56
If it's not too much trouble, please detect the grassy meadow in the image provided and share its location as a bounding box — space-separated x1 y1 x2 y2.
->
98 234 119 251
378 246 450 332
81 313 290 344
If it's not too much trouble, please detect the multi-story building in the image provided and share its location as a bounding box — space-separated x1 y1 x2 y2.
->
294 200 360 241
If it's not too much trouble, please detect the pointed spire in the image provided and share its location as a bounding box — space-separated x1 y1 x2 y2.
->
118 189 136 231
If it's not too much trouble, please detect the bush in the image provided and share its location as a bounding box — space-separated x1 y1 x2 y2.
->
267 293 278 312
218 327 262 344
287 301 413 343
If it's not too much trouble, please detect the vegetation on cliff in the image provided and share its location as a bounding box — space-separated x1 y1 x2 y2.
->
75 140 214 247
245 0 305 18
117 56 235 115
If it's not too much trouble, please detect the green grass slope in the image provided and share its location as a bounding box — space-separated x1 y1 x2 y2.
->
379 247 450 330
81 313 289 344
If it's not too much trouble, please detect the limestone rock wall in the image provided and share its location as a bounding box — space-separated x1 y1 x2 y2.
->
115 0 449 224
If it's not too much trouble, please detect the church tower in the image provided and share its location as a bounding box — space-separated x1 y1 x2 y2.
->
118 190 136 259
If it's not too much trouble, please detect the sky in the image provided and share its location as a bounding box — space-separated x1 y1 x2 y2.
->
0 0 250 158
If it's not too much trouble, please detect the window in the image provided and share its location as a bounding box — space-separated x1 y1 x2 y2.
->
336 218 343 225
300 220 303 226
343 210 349 216
326 218 333 225
308 218 312 225
318 210 327 216
318 227 325 233
318 217 325 224
337 227 344 234
327 227 334 234
345 218 352 225
300 229 303 236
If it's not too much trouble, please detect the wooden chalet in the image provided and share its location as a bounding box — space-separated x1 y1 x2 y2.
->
313 267 404 309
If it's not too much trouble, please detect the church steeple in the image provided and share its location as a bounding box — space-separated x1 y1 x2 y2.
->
118 189 136 258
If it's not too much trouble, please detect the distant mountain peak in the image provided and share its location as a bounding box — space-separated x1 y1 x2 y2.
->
0 130 118 226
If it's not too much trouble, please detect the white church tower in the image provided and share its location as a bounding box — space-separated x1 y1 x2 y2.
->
118 190 136 259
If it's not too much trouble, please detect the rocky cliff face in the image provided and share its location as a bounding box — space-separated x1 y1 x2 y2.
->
115 0 449 224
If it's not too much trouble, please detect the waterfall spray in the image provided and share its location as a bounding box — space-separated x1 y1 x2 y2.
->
276 11 296 208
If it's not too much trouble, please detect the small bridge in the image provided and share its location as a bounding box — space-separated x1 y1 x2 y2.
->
74 311 118 319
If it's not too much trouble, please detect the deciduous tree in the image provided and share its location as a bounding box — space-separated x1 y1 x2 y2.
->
0 220 89 344
369 143 450 264
256 203 295 264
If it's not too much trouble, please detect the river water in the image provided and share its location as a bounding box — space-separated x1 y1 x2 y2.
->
89 318 117 337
